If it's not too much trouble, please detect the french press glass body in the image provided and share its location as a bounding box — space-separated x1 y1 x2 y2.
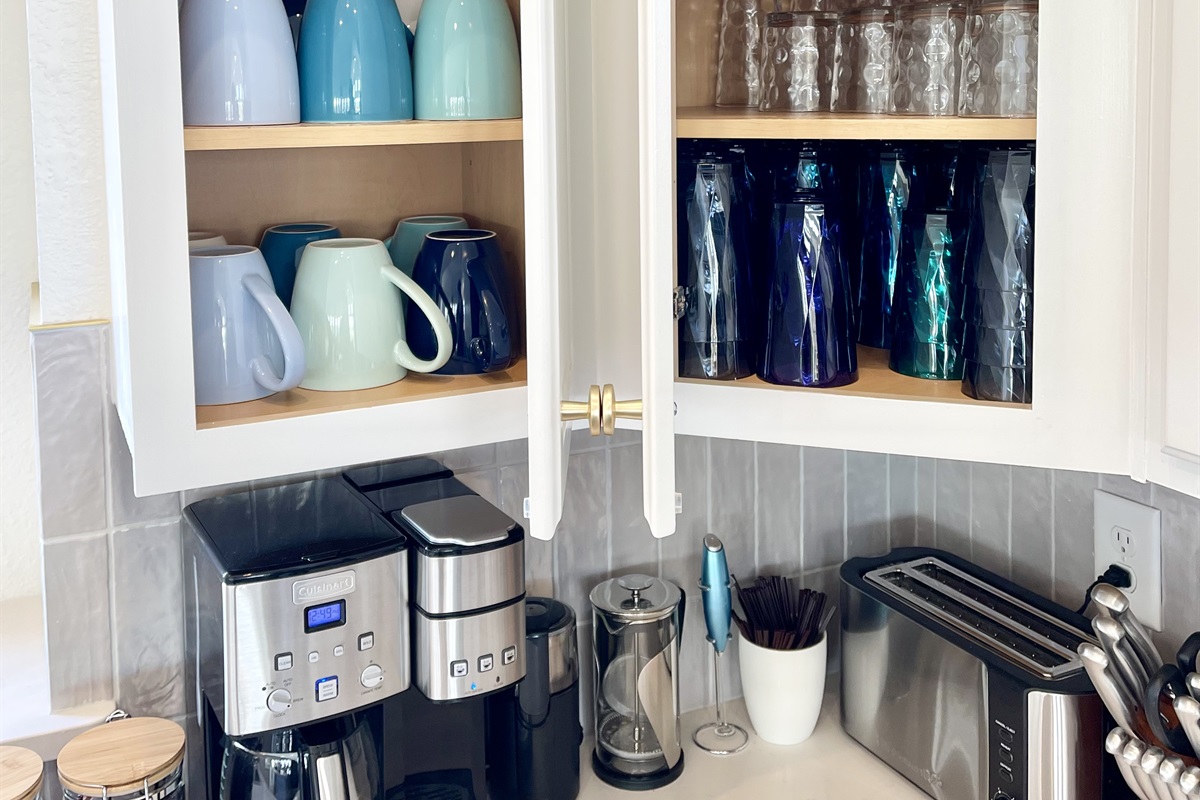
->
589 574 686 791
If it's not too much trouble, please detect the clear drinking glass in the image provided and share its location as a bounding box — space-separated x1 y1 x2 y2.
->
958 1 1039 117
831 9 895 113
759 12 838 112
890 2 967 115
715 0 766 107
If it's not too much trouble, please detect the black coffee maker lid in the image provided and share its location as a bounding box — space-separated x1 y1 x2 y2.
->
525 597 573 637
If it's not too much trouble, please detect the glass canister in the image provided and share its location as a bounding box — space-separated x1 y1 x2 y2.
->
1 746 43 800
959 2 1038 118
677 145 758 380
759 12 838 113
715 0 766 107
590 575 685 791
830 8 895 113
890 2 967 116
57 718 186 800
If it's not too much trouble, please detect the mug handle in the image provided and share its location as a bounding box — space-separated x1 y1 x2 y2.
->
466 256 512 372
378 263 452 372
242 273 307 392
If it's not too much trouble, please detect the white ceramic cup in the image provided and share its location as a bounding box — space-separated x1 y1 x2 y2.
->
738 631 827 746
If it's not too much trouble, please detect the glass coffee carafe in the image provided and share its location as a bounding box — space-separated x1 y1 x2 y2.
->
590 575 685 791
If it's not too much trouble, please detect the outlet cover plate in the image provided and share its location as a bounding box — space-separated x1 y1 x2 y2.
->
1093 489 1163 630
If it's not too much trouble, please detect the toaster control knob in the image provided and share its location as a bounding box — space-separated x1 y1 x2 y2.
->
361 664 384 689
994 794 1013 800
266 689 292 714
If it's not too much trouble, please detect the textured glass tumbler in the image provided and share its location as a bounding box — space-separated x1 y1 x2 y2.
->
679 158 757 380
831 9 894 113
715 0 766 107
890 210 968 379
759 13 838 112
890 3 967 115
760 198 857 388
856 148 911 349
959 2 1038 117
967 148 1034 292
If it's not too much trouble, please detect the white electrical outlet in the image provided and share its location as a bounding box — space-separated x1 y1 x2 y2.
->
1093 490 1163 630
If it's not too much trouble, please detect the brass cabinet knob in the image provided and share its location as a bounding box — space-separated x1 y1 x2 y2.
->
561 384 603 436
600 384 643 436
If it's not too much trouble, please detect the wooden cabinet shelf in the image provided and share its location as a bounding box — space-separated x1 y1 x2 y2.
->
676 347 1031 409
195 359 528 429
183 119 523 151
676 107 1037 141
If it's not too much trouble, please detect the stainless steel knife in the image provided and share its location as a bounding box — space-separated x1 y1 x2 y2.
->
1092 583 1164 675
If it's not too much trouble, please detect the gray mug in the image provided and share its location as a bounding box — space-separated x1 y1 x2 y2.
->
190 246 306 405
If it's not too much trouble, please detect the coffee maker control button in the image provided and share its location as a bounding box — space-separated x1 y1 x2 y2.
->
361 664 384 689
333 645 345 657
266 689 292 714
316 677 339 702
478 655 494 673
502 647 517 666
275 653 293 671
450 660 468 678
358 633 374 651
308 651 319 663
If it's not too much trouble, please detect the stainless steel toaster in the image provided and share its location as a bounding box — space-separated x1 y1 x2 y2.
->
840 548 1133 800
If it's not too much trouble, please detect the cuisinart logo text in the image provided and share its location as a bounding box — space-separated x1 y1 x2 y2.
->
293 571 356 604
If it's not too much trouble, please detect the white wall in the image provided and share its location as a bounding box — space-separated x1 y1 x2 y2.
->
1 0 42 601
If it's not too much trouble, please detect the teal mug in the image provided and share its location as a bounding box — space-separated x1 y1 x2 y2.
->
259 222 341 308
413 0 521 120
290 238 452 391
385 215 467 278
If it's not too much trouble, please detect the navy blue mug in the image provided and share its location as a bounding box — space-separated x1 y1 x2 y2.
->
259 222 341 308
407 229 515 375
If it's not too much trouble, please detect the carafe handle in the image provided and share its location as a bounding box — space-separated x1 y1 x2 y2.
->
378 263 452 373
314 753 349 800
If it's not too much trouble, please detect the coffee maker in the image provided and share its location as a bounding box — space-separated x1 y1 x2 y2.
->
343 462 528 800
183 477 410 800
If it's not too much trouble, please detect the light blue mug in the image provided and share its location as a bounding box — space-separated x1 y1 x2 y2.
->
385 215 467 278
189 246 307 405
413 0 522 120
299 0 413 122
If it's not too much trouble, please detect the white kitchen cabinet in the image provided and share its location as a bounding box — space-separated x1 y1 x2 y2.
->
634 0 1150 534
1135 0 1200 498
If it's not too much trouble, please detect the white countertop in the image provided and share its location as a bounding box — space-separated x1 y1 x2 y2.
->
578 688 930 800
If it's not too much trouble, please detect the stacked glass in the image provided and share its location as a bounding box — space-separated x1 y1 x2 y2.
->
960 146 1035 402
889 143 971 379
758 12 839 112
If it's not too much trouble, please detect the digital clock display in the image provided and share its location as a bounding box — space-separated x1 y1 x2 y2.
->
304 600 346 633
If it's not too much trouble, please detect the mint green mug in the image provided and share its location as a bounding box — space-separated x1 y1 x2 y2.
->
290 238 452 391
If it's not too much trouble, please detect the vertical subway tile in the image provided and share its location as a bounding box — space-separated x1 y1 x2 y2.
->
112 521 185 717
888 455 918 548
756 443 803 576
608 429 642 449
554 449 609 621
1052 469 1099 607
570 427 607 454
1151 484 1200 656
1098 473 1153 505
499 463 552 598
718 626 743 704
434 443 496 471
32 326 108 539
456 468 499 507
802 448 846 570
916 457 938 546
576 622 596 734
43 535 112 708
846 451 889 559
495 438 528 467
678 586 713 714
935 459 971 559
708 439 756 582
802 566 843 676
610 445 657 577
661 437 708 588
181 481 251 507
1010 466 1055 600
970 463 1011 578
108 404 179 525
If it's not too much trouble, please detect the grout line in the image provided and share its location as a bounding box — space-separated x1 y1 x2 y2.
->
842 450 849 561
932 460 939 549
1050 470 1058 603
967 463 975 561
752 442 760 572
799 446 806 576
885 456 892 551
1006 467 1014 577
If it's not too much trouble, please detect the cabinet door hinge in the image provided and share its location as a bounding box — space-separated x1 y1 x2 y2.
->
674 492 683 515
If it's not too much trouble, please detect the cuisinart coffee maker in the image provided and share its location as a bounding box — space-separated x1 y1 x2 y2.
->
183 477 410 800
344 462 528 800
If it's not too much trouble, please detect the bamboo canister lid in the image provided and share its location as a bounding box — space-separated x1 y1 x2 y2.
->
57 719 184 796
0 746 43 800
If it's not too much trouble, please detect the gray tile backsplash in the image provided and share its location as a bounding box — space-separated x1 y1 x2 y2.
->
28 323 1200 725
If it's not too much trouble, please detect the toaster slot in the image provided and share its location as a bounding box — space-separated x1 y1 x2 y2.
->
868 566 1083 679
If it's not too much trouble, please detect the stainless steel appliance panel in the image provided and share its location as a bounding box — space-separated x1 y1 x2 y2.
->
215 552 409 736
1027 689 1104 800
414 600 525 701
414 543 524 616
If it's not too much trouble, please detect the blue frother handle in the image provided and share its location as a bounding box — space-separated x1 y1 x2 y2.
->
700 534 732 654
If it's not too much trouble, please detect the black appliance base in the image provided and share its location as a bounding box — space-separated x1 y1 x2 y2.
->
591 750 684 792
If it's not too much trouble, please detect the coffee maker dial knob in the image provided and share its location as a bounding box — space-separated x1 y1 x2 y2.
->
361 664 384 689
266 689 292 713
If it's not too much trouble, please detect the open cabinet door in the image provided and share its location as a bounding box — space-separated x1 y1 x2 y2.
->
639 0 678 538
524 0 573 541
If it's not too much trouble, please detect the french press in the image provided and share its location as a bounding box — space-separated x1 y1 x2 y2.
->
590 574 686 790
